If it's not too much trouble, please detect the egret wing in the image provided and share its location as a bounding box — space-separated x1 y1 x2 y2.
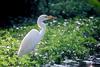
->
18 29 40 56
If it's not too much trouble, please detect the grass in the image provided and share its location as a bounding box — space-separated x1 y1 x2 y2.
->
0 17 99 66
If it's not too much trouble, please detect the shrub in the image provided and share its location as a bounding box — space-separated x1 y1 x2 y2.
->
0 17 99 66
38 0 93 18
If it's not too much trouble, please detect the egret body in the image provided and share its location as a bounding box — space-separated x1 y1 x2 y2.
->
17 15 55 57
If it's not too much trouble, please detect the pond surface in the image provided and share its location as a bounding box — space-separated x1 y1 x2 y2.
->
44 61 100 67
43 55 100 67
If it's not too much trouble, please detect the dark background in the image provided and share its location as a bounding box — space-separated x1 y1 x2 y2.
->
0 0 100 27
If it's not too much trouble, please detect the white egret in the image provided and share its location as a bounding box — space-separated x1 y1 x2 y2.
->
17 15 55 57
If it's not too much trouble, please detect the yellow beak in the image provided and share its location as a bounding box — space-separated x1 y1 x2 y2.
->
47 15 57 20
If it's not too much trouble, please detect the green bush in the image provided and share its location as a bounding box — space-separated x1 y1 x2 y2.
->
88 0 100 15
38 0 93 17
0 17 99 66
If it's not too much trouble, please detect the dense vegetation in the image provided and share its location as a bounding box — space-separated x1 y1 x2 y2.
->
0 17 100 66
0 0 100 66
0 0 100 27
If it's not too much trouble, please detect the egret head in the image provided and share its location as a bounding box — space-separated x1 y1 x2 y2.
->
38 15 56 22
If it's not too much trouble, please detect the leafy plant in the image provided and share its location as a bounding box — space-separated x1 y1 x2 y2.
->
0 17 99 66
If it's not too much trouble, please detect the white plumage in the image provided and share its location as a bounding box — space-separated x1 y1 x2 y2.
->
17 15 55 57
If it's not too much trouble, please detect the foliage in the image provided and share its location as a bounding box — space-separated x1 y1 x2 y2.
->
0 17 99 66
88 0 100 7
1 0 99 27
88 0 100 15
38 0 93 17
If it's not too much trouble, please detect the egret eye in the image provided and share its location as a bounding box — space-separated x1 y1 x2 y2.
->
45 16 48 18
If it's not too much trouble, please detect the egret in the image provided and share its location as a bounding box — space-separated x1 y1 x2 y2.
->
17 15 55 57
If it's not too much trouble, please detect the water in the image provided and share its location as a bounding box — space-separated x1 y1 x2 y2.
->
43 58 100 67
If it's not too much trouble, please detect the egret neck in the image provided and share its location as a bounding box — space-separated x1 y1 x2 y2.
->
37 20 46 38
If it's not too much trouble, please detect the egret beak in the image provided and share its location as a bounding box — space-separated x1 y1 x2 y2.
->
47 15 57 20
